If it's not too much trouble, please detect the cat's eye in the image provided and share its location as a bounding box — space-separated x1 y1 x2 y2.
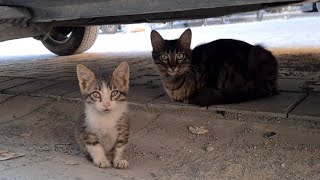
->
91 92 100 98
176 53 185 60
160 53 169 61
111 90 119 97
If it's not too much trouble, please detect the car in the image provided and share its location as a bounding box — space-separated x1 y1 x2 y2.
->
0 0 310 56
100 25 121 34
301 1 320 12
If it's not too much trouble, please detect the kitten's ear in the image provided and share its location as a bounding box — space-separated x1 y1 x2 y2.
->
113 62 130 92
151 30 164 51
76 64 96 94
179 28 192 49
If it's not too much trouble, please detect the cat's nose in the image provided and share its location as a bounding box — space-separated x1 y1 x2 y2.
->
169 67 175 72
102 102 111 109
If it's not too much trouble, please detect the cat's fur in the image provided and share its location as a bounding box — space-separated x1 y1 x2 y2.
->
151 29 279 106
75 62 130 169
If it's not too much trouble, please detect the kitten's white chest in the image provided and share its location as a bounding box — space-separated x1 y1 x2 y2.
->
85 106 126 152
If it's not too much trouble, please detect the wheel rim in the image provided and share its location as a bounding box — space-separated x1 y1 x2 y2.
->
48 27 73 44
105 25 115 30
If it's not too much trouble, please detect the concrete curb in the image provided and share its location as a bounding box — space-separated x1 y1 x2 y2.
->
1 91 319 122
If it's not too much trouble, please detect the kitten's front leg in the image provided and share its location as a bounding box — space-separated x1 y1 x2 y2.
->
83 133 111 168
114 116 129 169
113 144 129 169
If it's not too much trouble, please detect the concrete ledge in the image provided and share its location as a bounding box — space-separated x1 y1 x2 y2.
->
0 80 317 121
0 94 13 104
208 93 307 118
289 93 320 121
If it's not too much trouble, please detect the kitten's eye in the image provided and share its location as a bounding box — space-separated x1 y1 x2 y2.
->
91 92 100 98
160 53 169 61
111 90 119 97
176 53 185 60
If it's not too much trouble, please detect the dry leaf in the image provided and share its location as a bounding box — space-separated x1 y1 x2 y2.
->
188 126 208 135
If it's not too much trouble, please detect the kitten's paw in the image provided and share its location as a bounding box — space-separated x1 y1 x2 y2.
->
93 159 111 168
182 99 190 104
113 159 129 169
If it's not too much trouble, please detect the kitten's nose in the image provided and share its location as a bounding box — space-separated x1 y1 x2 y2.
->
102 102 111 109
169 67 175 72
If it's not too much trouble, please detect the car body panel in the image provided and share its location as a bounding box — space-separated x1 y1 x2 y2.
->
0 0 314 42
0 0 306 23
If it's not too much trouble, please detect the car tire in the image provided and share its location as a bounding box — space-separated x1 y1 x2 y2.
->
41 26 99 56
100 25 118 34
256 10 264 21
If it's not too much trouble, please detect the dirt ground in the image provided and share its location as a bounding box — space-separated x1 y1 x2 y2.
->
0 97 319 180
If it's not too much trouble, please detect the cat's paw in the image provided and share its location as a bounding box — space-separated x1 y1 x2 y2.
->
113 159 129 169
182 99 190 104
93 159 111 168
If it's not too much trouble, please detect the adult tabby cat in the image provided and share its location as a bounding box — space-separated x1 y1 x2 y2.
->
75 62 130 169
151 29 278 106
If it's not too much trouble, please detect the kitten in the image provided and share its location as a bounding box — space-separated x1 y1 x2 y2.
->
75 62 130 169
150 29 278 106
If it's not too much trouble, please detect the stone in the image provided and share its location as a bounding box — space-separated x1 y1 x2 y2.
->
188 126 208 135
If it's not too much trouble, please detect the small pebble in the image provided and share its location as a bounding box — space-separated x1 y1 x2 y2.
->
188 126 208 135
64 161 79 166
281 163 285 168
206 146 214 152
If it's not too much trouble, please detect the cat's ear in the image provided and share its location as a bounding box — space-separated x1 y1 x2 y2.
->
113 62 130 92
179 28 192 49
151 30 164 51
76 64 96 94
